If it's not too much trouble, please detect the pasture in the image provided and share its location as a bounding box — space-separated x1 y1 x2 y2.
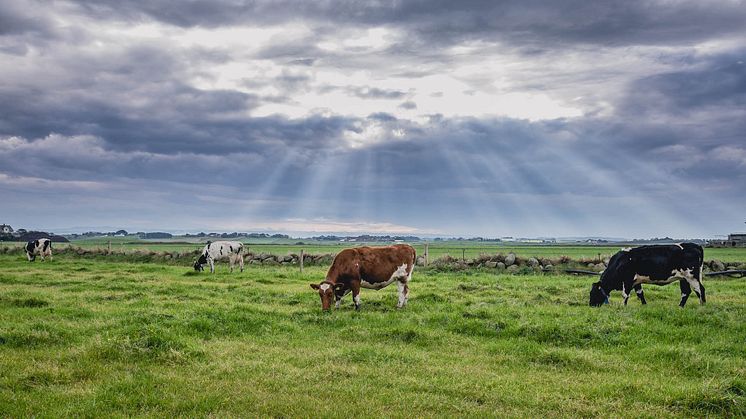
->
29 238 746 262
1 253 744 416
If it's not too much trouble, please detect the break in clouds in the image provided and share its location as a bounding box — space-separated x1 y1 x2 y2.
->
1 0 745 237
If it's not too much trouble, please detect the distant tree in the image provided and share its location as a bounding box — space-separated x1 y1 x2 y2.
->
140 232 173 239
17 231 69 242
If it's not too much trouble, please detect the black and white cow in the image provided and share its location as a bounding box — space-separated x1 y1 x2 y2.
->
193 241 244 273
590 243 705 307
25 238 53 262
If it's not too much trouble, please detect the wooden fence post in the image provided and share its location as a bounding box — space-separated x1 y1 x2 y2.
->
462 248 466 262
300 249 304 274
424 243 429 267
108 240 111 252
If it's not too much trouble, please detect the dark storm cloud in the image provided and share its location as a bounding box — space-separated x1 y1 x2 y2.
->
2 0 745 236
0 1 55 36
66 0 746 47
626 51 746 116
4 109 743 195
0 34 357 155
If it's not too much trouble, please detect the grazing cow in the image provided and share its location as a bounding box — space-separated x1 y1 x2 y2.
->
590 243 704 307
25 238 52 261
193 241 245 273
310 244 415 311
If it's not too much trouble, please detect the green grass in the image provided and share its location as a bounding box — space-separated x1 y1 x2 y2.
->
1 254 744 417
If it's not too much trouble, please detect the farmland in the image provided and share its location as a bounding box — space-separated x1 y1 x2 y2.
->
1 253 744 417
15 237 746 262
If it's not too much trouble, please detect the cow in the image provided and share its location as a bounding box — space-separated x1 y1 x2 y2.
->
25 238 52 262
193 241 245 273
310 244 415 311
589 242 705 307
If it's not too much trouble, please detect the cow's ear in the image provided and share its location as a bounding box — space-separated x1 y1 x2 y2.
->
310 283 320 290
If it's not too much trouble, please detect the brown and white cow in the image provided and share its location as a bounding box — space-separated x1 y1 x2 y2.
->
310 244 415 311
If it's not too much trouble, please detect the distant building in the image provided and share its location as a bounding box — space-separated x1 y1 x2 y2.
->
710 233 746 247
0 224 13 234
727 233 746 246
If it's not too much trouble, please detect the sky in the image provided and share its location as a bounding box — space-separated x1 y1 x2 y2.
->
1 0 745 238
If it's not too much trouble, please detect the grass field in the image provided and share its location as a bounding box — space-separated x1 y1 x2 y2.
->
10 239 746 262
1 254 744 416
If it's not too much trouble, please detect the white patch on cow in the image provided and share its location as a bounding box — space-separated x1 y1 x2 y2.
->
353 295 361 306
675 243 683 249
391 263 408 279
666 268 701 295
671 268 692 278
360 264 409 290
621 247 631 252
633 274 651 285
320 283 330 292
635 288 644 295
635 270 687 286
685 276 702 296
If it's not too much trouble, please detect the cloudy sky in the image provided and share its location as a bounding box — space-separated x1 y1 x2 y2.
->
1 0 745 238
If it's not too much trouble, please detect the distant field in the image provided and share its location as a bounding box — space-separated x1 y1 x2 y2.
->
1 254 744 416
7 239 746 262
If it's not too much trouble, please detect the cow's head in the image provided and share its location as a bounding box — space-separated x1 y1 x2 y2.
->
193 254 207 271
589 281 609 307
310 281 345 310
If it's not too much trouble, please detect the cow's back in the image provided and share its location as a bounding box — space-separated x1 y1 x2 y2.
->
630 243 703 277
204 241 243 258
357 245 415 283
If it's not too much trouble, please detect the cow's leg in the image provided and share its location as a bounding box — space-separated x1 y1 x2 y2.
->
396 270 412 308
351 281 362 311
209 258 215 274
239 254 244 273
27 252 34 262
679 279 691 307
229 257 234 273
683 269 705 305
634 284 647 305
335 289 351 309
622 282 631 306
694 264 705 304
396 274 410 308
698 281 706 304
